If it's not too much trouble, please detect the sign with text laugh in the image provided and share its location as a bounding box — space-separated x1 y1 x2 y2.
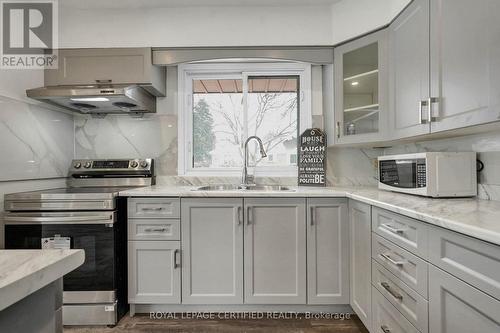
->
298 128 326 187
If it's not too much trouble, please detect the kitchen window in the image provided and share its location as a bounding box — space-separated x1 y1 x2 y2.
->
178 63 311 176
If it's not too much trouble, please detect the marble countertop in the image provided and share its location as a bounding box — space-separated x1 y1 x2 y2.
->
120 185 500 246
0 249 85 311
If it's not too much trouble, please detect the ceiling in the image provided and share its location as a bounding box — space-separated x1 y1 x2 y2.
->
61 0 342 9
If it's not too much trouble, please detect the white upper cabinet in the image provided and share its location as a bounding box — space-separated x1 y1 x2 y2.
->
334 0 500 145
389 0 431 139
45 48 166 96
334 30 388 144
429 0 500 133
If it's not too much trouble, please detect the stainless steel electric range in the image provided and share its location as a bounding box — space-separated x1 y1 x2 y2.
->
3 158 155 326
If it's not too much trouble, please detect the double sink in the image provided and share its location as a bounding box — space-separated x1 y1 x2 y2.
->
195 185 294 192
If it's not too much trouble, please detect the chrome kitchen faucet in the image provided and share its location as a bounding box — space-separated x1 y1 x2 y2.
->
241 136 267 188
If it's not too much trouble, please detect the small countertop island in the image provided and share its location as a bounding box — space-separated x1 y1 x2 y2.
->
0 249 85 333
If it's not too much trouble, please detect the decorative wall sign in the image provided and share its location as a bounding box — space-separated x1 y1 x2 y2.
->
298 128 326 186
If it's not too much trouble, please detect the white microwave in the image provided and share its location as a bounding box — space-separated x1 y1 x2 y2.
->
378 152 477 197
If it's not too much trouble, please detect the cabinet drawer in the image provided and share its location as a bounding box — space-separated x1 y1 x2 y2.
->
372 233 428 298
372 207 428 259
372 287 419 333
429 226 500 301
128 219 180 241
128 198 180 218
372 260 428 333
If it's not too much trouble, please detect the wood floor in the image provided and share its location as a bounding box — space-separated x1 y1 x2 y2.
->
64 313 369 333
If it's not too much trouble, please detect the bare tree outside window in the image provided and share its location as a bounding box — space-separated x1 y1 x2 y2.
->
191 76 299 169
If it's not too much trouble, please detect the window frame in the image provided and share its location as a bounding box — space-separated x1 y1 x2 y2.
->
178 62 312 177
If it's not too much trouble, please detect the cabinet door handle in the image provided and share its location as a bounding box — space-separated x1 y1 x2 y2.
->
144 228 167 232
380 252 407 266
174 249 180 268
95 79 112 84
141 207 163 211
418 100 427 124
237 206 242 225
310 206 315 226
336 121 341 139
428 97 438 122
381 223 406 234
381 325 391 333
381 282 403 300
247 206 253 225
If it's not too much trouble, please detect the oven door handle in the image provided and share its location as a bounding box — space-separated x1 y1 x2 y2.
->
3 213 115 224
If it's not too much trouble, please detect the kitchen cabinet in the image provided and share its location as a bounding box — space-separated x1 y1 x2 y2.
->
181 198 244 304
388 0 431 139
429 0 500 133
307 198 349 304
389 0 500 140
349 200 372 330
128 240 181 304
429 266 500 333
334 30 388 144
44 48 166 96
244 198 307 304
428 225 500 301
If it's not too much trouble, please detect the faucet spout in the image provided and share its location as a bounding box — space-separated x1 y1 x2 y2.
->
241 136 267 187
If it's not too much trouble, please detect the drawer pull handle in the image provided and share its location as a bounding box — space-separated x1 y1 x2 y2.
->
381 282 403 300
174 249 180 268
382 223 406 234
381 325 391 333
141 207 164 211
380 253 407 266
144 228 167 232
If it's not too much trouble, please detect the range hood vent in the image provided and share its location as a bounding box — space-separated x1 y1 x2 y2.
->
26 84 156 115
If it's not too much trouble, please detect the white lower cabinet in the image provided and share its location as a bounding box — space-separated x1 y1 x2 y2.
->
372 260 428 333
181 198 243 304
372 286 419 333
429 266 500 333
244 198 307 304
307 198 349 304
349 200 372 330
128 240 181 304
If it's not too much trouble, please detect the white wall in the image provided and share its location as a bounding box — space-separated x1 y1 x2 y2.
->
59 5 333 48
58 0 411 48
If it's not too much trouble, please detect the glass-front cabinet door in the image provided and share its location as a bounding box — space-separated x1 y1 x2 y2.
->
334 30 388 144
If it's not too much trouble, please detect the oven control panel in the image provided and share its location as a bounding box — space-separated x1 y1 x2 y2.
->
70 159 153 171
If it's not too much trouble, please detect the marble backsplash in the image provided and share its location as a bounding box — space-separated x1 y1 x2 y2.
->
328 131 500 201
0 95 74 181
75 111 500 201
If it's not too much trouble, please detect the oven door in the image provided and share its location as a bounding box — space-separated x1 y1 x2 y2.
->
4 211 116 292
379 159 418 189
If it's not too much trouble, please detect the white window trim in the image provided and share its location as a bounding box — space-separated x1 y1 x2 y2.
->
178 62 312 177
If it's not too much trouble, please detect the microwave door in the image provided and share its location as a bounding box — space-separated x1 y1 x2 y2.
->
380 159 417 189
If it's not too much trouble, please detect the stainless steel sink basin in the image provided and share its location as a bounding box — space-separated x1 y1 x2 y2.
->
195 184 241 191
243 185 293 191
194 184 294 192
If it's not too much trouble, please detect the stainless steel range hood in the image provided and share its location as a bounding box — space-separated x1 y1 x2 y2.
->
26 84 156 115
